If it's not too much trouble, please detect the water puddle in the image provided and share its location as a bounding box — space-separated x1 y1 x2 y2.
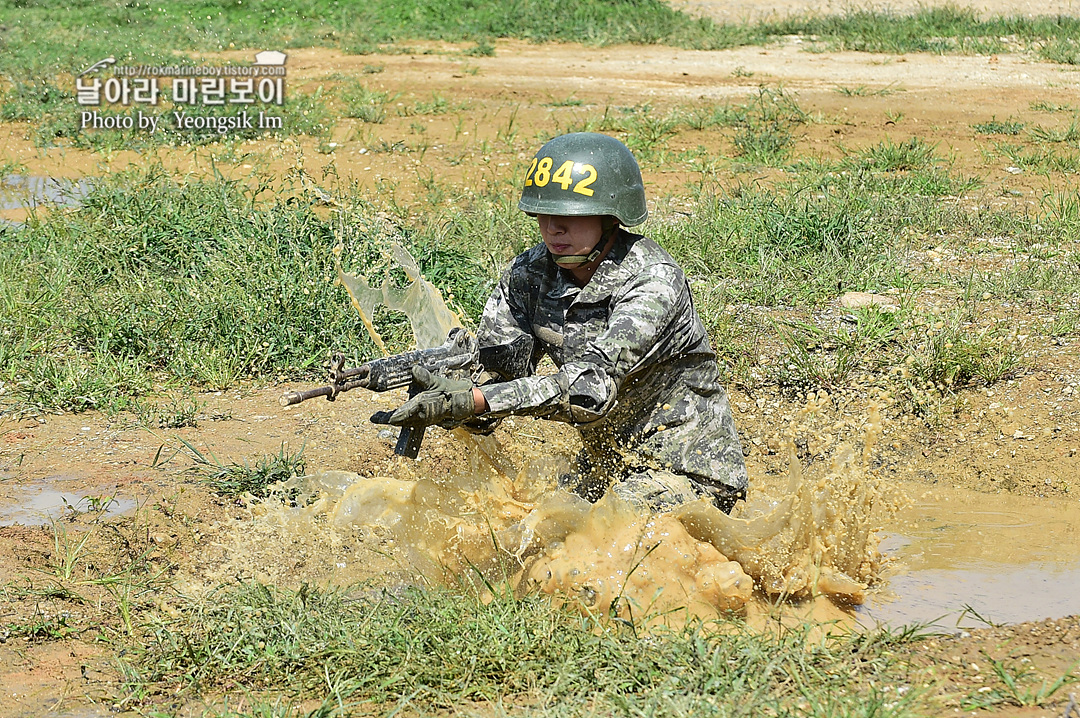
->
0 175 93 228
0 175 93 211
0 479 137 527
859 486 1080 630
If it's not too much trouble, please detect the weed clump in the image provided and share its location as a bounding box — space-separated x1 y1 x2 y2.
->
200 443 308 498
972 117 1026 136
844 137 939 173
133 394 204 429
338 80 395 124
1039 37 1080 64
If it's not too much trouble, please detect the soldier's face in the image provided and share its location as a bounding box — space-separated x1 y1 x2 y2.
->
536 214 603 258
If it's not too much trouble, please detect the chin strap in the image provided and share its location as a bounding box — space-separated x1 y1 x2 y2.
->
551 218 619 268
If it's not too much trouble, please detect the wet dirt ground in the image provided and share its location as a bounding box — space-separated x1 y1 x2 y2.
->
3 1 1080 713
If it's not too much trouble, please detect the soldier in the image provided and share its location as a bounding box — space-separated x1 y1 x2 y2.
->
373 133 748 514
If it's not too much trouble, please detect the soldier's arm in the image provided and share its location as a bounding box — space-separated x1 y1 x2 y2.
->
476 263 540 380
459 260 539 432
478 262 687 424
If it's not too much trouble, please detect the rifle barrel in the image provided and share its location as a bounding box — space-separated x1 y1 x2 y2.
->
279 385 335 406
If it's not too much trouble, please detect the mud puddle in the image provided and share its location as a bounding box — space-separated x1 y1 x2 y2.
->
859 485 1080 631
220 242 1074 629
0 478 137 527
0 175 93 227
0 175 92 210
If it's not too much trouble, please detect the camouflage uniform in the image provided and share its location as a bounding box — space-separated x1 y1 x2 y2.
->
475 230 748 513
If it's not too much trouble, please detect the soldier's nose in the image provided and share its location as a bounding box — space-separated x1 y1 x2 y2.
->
538 214 564 235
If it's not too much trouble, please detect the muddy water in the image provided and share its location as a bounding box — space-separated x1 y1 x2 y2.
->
236 447 1079 630
0 175 92 210
335 240 462 352
0 480 136 527
210 245 887 622
0 175 93 228
204 244 1078 628
859 486 1080 630
233 435 883 623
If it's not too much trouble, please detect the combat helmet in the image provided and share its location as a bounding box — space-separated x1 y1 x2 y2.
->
518 132 648 227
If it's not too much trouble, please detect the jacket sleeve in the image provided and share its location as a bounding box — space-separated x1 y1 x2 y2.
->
479 263 687 425
476 265 539 379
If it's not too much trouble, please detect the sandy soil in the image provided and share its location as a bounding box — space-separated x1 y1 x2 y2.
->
672 0 1080 21
2 10 1080 716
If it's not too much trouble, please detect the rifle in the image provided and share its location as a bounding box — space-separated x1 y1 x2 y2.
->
280 328 533 459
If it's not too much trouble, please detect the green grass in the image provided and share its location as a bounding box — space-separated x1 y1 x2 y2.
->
549 88 808 163
177 440 308 497
132 393 204 429
0 166 504 415
1029 119 1080 144
397 92 460 117
338 80 395 124
543 95 585 108
1039 36 1080 64
624 107 682 153
834 84 903 97
464 37 497 57
123 581 930 716
5 2 1076 156
962 657 1078 709
905 318 1021 387
677 102 744 131
997 142 1080 173
0 0 741 78
843 137 940 173
2 149 1067 414
972 117 1026 136
0 77 70 121
764 6 1080 55
771 309 903 392
659 182 903 306
0 74 1069 415
765 301 1022 405
1030 100 1077 113
2 1 1080 80
727 87 808 166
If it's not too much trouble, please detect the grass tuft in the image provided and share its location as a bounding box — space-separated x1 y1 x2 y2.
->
846 137 939 172
133 394 204 429
338 80 395 124
1039 37 1080 64
124 581 929 714
178 440 308 498
972 117 1025 135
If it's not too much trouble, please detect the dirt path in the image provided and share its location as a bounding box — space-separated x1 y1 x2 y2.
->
670 0 1080 21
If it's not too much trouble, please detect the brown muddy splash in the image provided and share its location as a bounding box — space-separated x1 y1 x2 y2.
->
191 246 892 622
334 241 460 352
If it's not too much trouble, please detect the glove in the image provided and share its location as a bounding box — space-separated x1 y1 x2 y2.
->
370 366 476 429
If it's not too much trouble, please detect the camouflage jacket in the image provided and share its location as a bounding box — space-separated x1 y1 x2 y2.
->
476 231 748 493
